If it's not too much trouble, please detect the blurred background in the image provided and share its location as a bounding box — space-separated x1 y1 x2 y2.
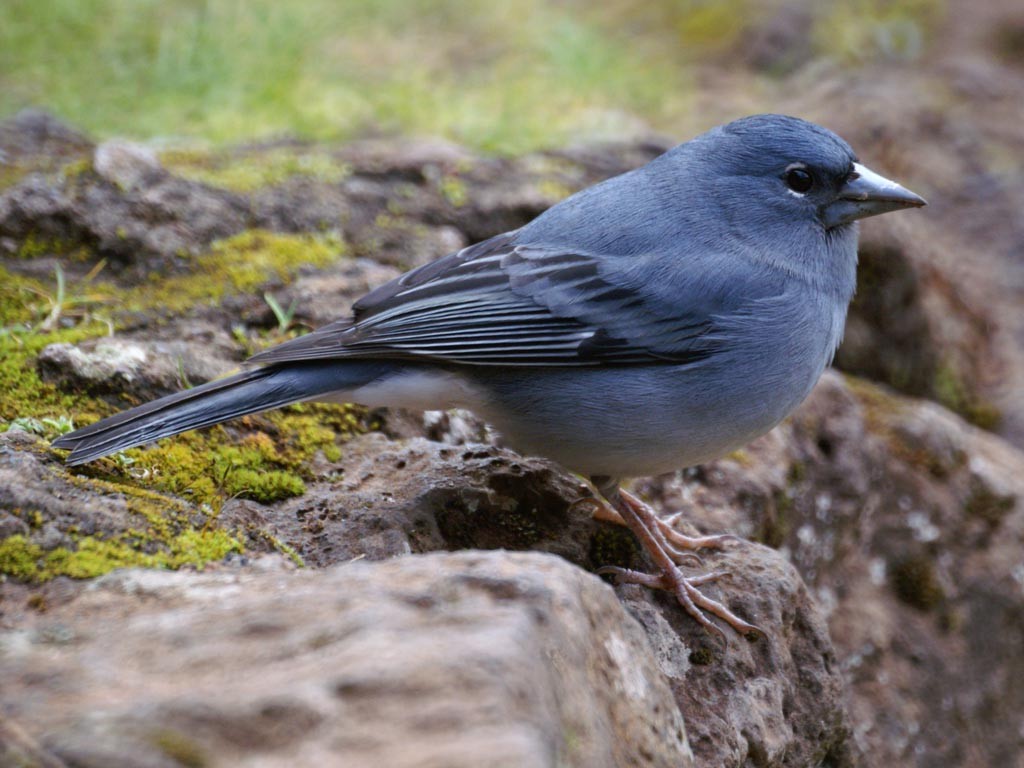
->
0 0 960 151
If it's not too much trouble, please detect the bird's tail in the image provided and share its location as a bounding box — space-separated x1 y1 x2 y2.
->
52 360 394 465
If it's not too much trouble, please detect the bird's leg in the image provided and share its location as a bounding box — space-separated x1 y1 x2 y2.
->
569 489 704 569
573 487 726 567
593 486 761 639
570 494 625 526
572 494 704 567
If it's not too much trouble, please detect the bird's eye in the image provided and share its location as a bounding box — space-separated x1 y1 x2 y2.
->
784 167 814 193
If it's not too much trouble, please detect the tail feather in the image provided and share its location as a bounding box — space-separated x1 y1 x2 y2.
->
52 360 393 465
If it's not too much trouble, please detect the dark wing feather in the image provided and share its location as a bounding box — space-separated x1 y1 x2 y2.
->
247 233 735 367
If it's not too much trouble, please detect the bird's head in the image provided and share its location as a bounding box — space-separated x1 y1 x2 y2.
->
682 114 926 234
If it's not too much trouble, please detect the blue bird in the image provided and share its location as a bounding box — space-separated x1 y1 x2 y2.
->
53 115 926 637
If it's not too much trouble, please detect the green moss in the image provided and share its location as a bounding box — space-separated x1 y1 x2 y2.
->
165 528 243 569
964 481 1016 528
161 147 352 192
890 554 943 611
254 529 306 567
0 224 375 583
1 530 241 583
0 265 123 427
223 468 305 503
0 485 244 582
758 489 792 548
126 229 347 314
0 535 43 581
79 401 369 511
0 265 45 327
0 226 373 585
0 224 361 435
932 358 1001 430
42 536 163 578
150 730 209 768
14 234 90 261
438 174 467 207
0 329 110 426
589 525 640 571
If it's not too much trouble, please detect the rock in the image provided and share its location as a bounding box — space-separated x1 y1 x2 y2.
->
736 5 815 74
0 430 222 571
2 423 852 767
0 551 693 768
637 370 1024 767
250 177 351 233
336 136 477 181
218 434 628 569
37 327 240 401
93 139 164 191
0 156 251 271
620 548 852 768
0 109 93 164
834 214 999 432
219 433 854 768
266 257 402 328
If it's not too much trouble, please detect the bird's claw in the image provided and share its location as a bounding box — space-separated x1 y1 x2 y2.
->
596 565 669 589
570 495 624 526
598 563 762 641
658 523 741 552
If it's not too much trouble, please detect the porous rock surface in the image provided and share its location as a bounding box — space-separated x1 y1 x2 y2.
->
0 425 851 768
0 552 692 768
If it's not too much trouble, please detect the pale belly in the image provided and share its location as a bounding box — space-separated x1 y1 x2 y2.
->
460 352 829 479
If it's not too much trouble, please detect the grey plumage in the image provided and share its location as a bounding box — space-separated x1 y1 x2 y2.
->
53 114 926 635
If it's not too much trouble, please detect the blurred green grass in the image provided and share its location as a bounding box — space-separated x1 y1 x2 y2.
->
0 0 942 153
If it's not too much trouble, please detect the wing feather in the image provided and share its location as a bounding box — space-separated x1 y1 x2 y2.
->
248 232 739 367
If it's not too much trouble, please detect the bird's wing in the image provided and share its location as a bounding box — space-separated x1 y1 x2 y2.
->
247 232 762 367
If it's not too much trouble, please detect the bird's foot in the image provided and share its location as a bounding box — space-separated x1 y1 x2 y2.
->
598 565 761 640
593 484 761 640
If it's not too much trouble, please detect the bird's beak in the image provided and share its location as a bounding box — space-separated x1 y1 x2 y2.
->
823 162 926 228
